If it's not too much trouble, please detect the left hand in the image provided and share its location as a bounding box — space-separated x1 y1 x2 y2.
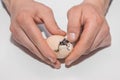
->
65 3 111 66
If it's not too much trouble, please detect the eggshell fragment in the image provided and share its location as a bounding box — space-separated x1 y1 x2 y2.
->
46 35 73 59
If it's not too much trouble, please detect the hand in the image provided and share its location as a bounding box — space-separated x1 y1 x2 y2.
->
66 2 111 66
8 0 66 68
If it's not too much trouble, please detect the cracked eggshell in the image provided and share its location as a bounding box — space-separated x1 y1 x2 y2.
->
46 35 73 59
58 43 73 59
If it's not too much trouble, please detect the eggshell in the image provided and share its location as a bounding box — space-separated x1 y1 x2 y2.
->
46 35 73 59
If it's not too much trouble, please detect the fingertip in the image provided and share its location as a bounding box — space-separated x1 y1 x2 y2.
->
67 33 76 42
53 60 61 69
65 58 73 66
48 56 57 63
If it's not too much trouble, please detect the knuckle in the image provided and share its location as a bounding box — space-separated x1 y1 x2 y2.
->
16 11 29 23
9 25 18 35
97 17 104 25
67 9 73 15
67 7 76 16
9 25 21 42
68 6 77 14
67 10 74 17
40 7 53 18
88 13 104 27
9 26 14 33
94 15 104 26
45 7 53 14
9 25 16 35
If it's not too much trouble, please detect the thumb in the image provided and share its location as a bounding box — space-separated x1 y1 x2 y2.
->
67 12 81 42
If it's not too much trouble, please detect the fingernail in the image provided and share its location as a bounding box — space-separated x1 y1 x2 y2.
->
66 60 73 66
54 65 61 69
68 33 76 41
51 64 60 69
51 61 61 69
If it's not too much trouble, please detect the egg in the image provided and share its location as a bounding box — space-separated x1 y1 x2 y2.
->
46 35 73 59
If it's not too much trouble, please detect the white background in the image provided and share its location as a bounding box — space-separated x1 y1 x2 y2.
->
0 0 120 80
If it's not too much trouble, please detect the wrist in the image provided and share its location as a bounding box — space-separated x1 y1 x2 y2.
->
83 0 111 15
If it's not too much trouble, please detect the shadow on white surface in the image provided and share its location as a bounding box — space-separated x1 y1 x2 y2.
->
66 45 111 68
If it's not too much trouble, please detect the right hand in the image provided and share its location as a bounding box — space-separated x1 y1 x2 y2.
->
9 0 65 68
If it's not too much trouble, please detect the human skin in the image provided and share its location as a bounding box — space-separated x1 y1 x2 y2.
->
2 0 66 69
66 0 112 66
3 0 111 68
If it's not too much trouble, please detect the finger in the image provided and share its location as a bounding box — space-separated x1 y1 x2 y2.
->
52 60 61 69
86 33 111 55
90 22 110 52
34 16 43 24
17 16 58 63
10 23 61 68
67 9 82 42
10 23 50 64
65 19 101 65
97 32 111 49
40 11 66 35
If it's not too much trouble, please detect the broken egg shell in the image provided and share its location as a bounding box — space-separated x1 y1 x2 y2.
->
46 35 73 59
